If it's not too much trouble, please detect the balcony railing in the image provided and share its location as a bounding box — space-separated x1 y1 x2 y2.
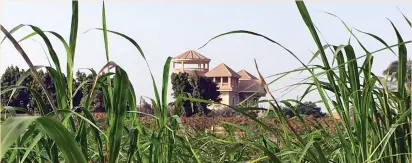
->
174 68 208 72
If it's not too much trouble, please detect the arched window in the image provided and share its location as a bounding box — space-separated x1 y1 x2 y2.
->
232 96 236 106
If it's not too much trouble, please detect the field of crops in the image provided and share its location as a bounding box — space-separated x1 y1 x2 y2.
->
1 1 411 163
91 113 340 132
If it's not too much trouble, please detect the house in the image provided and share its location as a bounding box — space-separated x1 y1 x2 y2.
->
172 50 266 108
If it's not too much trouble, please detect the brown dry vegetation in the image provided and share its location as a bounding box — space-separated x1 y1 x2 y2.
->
92 113 341 134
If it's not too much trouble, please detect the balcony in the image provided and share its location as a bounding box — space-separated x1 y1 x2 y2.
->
217 83 238 91
174 68 209 72
173 68 209 76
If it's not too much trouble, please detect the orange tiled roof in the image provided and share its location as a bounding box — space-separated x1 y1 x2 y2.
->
205 63 241 78
237 70 258 80
174 50 210 61
236 70 265 94
238 79 265 93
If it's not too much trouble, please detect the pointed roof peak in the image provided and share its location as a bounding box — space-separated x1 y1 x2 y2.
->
218 63 230 67
237 70 257 80
205 63 240 78
173 50 210 61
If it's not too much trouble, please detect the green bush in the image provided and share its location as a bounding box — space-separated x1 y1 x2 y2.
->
171 72 221 116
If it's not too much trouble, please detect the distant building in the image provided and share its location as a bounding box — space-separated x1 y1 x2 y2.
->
172 50 266 108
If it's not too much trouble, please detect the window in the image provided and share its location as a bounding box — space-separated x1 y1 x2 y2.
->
215 77 221 83
222 77 228 83
232 96 236 106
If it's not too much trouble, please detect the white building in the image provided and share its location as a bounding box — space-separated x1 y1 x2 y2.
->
172 50 266 107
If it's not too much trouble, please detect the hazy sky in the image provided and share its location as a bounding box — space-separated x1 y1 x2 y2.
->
1 1 411 105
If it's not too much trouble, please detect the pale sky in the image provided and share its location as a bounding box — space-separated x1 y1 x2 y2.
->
1 1 411 107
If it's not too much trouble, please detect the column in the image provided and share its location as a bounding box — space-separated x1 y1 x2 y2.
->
181 61 184 71
220 77 223 87
228 77 231 87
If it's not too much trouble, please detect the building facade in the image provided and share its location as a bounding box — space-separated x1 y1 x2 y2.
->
172 50 266 108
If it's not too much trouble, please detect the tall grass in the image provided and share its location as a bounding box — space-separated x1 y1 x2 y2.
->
1 1 411 163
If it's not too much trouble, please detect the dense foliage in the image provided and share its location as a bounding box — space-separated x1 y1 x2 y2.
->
282 101 326 118
1 66 31 111
1 66 105 113
1 66 60 113
171 72 221 116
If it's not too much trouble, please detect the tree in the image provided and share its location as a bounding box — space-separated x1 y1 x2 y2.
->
75 70 106 112
382 60 412 92
297 102 325 118
0 66 31 112
26 70 44 112
92 89 105 112
282 107 295 117
171 72 221 116
1 66 108 114
189 74 221 115
282 101 325 118
39 71 57 113
383 60 412 112
74 70 87 107
171 72 192 97
137 97 153 116
1 66 59 114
